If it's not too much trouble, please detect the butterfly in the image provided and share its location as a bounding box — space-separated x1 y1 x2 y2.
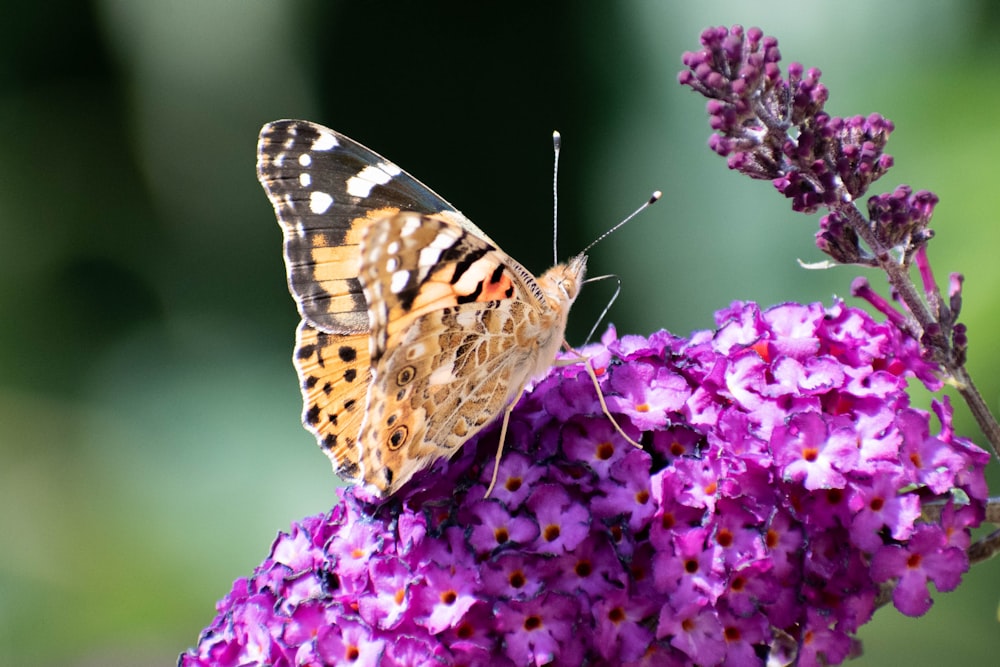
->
257 119 639 498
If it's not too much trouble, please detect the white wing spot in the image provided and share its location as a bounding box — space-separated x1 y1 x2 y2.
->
390 269 410 294
400 216 422 237
311 131 338 151
299 173 312 187
386 241 400 255
430 231 456 249
346 165 395 197
345 177 373 198
386 257 398 272
309 191 334 214
298 153 312 167
294 221 307 238
399 213 420 238
429 363 455 386
456 309 480 327
419 247 442 268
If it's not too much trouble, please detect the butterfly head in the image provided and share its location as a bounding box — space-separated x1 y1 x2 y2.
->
538 253 587 309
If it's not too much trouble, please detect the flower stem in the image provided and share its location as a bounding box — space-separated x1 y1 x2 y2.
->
835 202 1000 458
951 367 1000 459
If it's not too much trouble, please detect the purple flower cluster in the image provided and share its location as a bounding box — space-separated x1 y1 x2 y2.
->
817 186 939 266
865 186 938 255
179 301 987 667
679 26 895 214
678 25 971 394
678 25 988 478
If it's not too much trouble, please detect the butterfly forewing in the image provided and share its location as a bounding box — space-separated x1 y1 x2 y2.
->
358 212 540 360
257 120 490 333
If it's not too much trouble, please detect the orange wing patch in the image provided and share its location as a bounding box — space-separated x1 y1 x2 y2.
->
294 321 372 481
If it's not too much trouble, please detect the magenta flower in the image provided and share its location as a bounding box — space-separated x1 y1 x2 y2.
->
179 300 987 667
870 524 967 616
498 593 581 666
592 590 657 663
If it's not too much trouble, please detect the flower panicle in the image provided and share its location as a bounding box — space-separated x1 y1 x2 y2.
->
180 302 988 667
680 25 1000 463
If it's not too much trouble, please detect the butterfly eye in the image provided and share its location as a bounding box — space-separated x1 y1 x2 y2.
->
388 425 409 450
396 366 416 386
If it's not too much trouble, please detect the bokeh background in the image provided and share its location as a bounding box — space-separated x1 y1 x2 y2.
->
2 1 999 665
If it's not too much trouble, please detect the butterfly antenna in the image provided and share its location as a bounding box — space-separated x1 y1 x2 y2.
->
577 190 662 344
552 130 562 265
581 190 662 255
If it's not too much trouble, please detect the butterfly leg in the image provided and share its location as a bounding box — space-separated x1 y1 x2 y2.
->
557 344 643 449
483 386 527 498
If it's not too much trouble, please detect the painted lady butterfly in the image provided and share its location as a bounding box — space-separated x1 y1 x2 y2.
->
257 120 641 498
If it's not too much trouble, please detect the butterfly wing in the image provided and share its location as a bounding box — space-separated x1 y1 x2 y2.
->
355 212 557 495
292 323 372 481
257 120 490 484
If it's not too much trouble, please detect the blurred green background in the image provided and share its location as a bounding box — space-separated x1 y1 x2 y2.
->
2 1 998 665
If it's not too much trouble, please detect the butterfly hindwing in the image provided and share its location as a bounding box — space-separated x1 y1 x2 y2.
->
293 322 372 482
357 300 537 494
